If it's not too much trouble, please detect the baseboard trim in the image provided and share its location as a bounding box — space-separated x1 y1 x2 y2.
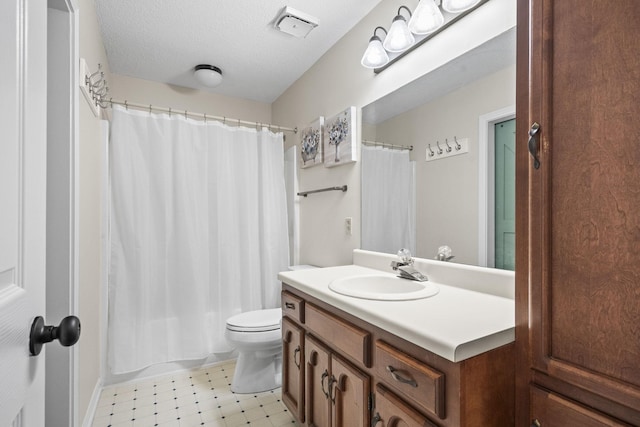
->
81 378 103 427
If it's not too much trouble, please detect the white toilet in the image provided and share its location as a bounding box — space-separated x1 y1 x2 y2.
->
225 265 315 394
225 308 283 393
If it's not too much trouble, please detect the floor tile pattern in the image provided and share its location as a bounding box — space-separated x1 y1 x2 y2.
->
92 360 301 427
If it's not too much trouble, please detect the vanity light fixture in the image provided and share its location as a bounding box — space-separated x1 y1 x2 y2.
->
383 6 415 53
362 0 489 72
408 0 445 35
361 27 390 69
194 64 223 88
441 0 482 13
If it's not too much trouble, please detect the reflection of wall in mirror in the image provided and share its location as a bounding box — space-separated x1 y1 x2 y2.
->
362 64 515 265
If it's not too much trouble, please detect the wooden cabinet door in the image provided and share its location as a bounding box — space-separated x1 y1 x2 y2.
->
517 0 640 424
330 355 371 427
371 384 437 427
306 335 332 427
282 317 305 423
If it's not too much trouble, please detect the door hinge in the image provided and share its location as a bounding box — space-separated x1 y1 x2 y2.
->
368 392 375 411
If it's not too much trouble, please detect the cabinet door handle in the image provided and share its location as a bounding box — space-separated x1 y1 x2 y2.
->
371 412 382 427
528 122 541 169
531 420 541 427
293 346 301 369
387 365 418 387
328 374 337 403
321 370 330 398
285 302 295 310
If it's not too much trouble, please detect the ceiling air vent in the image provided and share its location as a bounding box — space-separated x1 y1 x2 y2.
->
274 6 319 38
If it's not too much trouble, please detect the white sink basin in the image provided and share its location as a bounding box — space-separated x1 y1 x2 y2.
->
328 274 440 301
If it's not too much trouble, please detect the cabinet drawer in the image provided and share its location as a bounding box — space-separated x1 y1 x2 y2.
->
282 291 304 323
530 386 628 427
305 303 371 367
374 340 445 419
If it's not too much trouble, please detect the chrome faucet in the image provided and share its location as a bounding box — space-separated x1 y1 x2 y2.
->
390 249 428 282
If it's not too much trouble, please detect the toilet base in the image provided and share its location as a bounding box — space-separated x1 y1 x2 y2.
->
231 351 282 394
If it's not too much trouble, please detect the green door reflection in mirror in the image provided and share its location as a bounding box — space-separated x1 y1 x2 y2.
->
494 118 516 270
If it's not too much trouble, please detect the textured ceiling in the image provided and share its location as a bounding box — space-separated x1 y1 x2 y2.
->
94 0 384 103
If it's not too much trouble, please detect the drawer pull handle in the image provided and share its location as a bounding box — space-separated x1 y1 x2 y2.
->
321 370 330 398
293 346 301 369
387 365 418 387
285 302 295 310
371 412 382 427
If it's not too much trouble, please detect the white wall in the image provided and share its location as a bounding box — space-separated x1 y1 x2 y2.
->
78 0 110 420
272 0 516 267
373 65 516 264
108 74 272 124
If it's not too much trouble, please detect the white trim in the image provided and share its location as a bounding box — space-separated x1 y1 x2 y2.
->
80 379 103 427
45 0 80 425
100 120 110 384
69 2 80 425
477 105 515 267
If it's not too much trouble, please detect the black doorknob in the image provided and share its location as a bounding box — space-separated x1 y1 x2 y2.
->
29 315 81 356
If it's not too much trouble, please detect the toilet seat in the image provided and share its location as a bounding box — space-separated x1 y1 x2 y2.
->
226 308 281 333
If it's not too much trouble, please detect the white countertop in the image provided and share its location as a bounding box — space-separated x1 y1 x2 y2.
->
278 253 515 363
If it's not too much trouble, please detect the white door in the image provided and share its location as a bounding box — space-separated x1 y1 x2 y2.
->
0 0 48 425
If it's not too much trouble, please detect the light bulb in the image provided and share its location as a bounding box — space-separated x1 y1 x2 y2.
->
408 0 445 35
441 0 482 13
383 15 415 53
361 36 390 69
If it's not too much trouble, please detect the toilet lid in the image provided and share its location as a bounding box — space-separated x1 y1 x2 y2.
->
226 308 282 332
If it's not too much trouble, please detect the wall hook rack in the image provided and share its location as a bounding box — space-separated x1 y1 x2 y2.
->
80 58 109 117
425 137 469 162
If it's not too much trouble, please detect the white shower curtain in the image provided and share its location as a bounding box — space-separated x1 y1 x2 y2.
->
108 105 290 374
361 145 416 255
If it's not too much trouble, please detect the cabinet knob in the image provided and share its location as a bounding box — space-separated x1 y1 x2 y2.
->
531 419 541 427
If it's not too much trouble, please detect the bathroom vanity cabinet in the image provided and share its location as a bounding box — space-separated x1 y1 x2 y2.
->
516 1 640 425
281 286 515 427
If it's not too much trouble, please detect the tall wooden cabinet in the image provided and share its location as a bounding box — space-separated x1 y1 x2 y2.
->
516 1 640 425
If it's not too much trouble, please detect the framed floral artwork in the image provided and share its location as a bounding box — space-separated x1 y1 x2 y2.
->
299 117 323 168
324 106 357 167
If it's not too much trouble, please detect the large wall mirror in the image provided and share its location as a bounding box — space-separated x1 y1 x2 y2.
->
361 28 516 268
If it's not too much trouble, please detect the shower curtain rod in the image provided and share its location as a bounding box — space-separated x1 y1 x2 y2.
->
362 139 413 151
107 98 298 134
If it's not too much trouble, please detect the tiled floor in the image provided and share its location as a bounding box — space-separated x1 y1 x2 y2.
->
92 360 302 427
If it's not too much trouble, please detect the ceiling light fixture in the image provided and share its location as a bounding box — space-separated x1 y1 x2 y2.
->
383 6 415 53
194 64 223 88
362 0 489 72
361 27 390 69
